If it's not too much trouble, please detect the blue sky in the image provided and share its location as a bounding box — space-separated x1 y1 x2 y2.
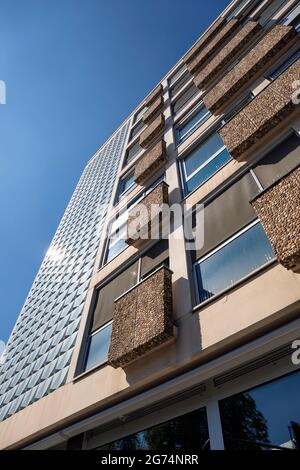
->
0 0 229 342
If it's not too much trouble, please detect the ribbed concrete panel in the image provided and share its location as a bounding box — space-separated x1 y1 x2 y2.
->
0 121 130 422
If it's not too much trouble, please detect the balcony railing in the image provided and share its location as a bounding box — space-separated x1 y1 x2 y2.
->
139 113 165 149
108 266 174 368
186 19 239 75
126 181 169 248
134 140 167 186
194 21 261 90
220 57 300 160
145 84 163 108
184 16 226 64
204 24 297 114
251 166 300 272
142 95 164 125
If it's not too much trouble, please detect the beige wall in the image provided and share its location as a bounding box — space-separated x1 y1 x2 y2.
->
1 262 300 449
2 0 300 450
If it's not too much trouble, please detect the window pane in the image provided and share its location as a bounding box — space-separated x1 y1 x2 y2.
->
134 106 147 123
126 141 142 163
253 133 300 188
219 370 300 450
117 173 136 202
141 239 169 278
194 172 259 260
106 236 127 262
195 223 275 303
96 407 210 450
91 261 138 331
172 84 198 115
170 72 191 97
177 105 211 143
130 120 145 140
85 323 112 371
169 64 187 86
269 48 300 80
186 147 231 193
185 133 225 177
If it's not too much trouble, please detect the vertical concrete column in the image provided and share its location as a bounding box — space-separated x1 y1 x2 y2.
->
162 78 201 361
162 77 193 322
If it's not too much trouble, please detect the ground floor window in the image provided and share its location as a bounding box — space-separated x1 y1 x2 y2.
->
96 406 210 450
219 370 300 450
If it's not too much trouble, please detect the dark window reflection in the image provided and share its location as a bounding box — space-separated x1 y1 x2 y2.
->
219 370 300 450
97 407 209 450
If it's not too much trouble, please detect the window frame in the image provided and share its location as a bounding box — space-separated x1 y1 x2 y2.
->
83 320 113 372
133 106 147 125
129 120 146 143
115 168 136 204
103 174 166 266
193 219 276 307
267 44 300 81
175 101 211 145
168 63 187 87
171 82 199 117
180 130 232 195
82 239 169 374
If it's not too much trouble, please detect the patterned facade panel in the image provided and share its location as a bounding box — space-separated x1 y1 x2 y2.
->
0 121 130 422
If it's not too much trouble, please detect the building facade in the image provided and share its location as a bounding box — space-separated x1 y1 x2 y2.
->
1 0 300 450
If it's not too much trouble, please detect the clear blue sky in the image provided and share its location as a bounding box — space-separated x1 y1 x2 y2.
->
0 0 229 342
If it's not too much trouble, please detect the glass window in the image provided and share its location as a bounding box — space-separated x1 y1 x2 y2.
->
106 177 165 263
172 83 198 116
170 71 191 97
253 133 300 189
183 133 231 194
84 322 112 371
176 103 211 144
169 64 187 86
125 141 142 164
219 370 300 450
140 239 169 279
195 222 275 303
130 120 145 141
223 93 253 124
133 106 147 124
281 4 300 27
105 226 127 262
95 406 209 450
268 48 300 81
116 171 136 202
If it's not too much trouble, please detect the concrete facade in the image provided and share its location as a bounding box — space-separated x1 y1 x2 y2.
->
1 0 300 450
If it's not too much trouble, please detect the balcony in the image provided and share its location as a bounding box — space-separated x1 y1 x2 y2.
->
219 57 300 160
107 266 174 368
204 24 297 114
142 95 164 125
145 84 163 108
184 16 226 64
134 140 167 186
186 19 239 75
194 21 261 90
251 167 300 272
139 113 165 149
126 181 169 247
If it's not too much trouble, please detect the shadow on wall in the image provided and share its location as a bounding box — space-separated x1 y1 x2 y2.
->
122 275 203 387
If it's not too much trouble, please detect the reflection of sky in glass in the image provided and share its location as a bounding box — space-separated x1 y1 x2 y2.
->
85 323 112 371
178 106 211 142
185 133 225 177
196 223 275 302
186 148 231 193
247 371 300 445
